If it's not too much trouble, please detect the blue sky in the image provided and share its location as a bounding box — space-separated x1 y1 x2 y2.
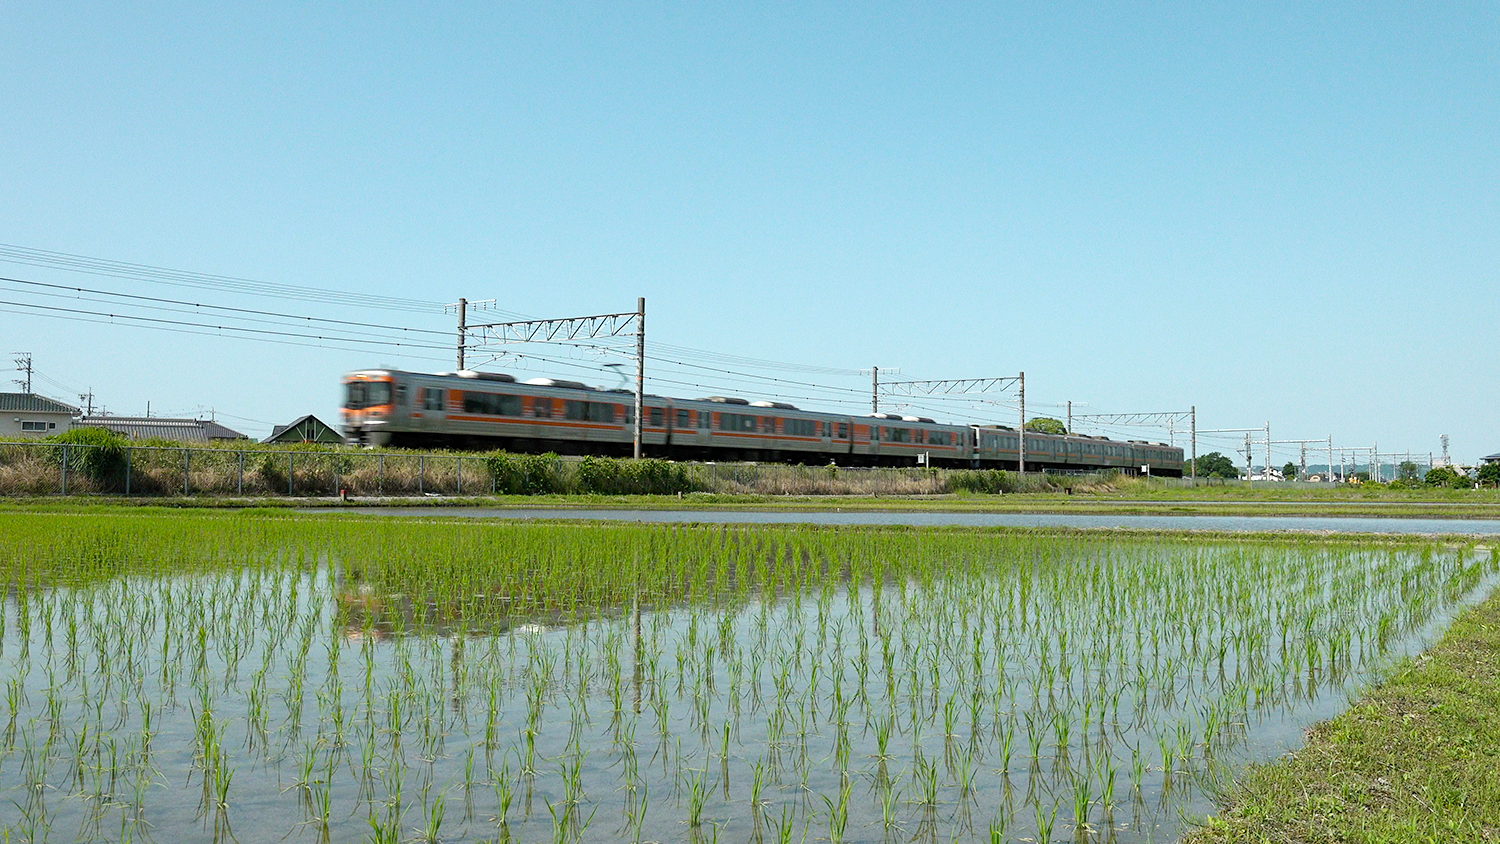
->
2 3 1495 463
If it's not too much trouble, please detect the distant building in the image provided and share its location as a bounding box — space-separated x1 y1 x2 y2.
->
262 415 342 445
79 416 248 443
0 393 79 437
1483 453 1500 466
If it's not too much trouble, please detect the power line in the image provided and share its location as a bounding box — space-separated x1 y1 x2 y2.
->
0 242 447 313
0 276 454 337
1 299 456 353
0 303 456 364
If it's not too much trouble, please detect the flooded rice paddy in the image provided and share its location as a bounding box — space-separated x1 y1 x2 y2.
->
0 512 1494 843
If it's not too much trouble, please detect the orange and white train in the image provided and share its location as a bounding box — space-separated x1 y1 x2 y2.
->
341 368 1184 475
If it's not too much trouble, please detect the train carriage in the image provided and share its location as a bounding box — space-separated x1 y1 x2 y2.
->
341 368 1183 475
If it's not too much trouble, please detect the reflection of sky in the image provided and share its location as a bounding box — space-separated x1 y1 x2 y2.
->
337 507 1500 534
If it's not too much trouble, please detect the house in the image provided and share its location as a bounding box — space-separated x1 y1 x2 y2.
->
78 416 248 443
262 415 343 445
0 393 79 437
1483 453 1500 466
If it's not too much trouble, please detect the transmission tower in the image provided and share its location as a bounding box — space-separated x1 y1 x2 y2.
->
875 371 1026 470
457 299 648 459
1069 407 1196 477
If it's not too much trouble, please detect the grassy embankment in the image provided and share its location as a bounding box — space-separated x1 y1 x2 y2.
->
1189 584 1500 843
4 483 1500 520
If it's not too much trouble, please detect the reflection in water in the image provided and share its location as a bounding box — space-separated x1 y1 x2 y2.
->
334 506 1500 534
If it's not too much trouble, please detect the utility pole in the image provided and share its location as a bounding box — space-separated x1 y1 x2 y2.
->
78 390 94 417
634 297 645 460
1018 371 1026 474
1264 421 1271 480
455 297 467 370
1328 436 1334 483
1066 400 1071 434
12 352 32 393
871 366 879 414
1190 406 1196 479
1372 442 1378 482
1440 434 1450 467
1244 432 1253 480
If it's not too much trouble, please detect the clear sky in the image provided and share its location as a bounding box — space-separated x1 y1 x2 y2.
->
2 3 1495 464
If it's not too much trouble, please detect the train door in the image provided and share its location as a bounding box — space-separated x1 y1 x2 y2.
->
414 383 441 435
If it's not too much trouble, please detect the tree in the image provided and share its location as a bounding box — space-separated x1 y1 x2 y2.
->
1425 465 1467 489
1478 462 1500 486
1397 461 1420 482
1186 451 1239 479
1024 417 1067 435
1282 462 1298 481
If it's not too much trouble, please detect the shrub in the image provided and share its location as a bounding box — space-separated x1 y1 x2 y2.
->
948 469 1011 494
485 451 563 494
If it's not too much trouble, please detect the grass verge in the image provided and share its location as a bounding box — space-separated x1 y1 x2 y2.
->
1187 583 1500 843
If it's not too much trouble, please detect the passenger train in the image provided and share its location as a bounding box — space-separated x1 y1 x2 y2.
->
341 368 1184 476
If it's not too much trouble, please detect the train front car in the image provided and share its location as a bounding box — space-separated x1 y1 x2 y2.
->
341 370 404 446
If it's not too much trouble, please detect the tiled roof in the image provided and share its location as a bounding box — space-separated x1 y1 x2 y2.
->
78 416 248 442
0 392 80 414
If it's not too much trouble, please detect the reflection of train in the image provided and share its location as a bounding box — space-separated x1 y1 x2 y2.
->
341 368 1184 475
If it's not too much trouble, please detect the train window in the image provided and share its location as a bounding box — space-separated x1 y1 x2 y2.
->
462 392 521 416
837 423 848 438
783 418 817 437
699 411 709 429
564 400 584 421
590 403 617 423
421 388 445 411
649 407 664 426
676 409 691 429
762 417 774 433
394 384 407 407
720 412 757 432
533 398 552 419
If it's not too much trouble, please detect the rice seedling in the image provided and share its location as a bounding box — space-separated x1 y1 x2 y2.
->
0 512 1490 842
